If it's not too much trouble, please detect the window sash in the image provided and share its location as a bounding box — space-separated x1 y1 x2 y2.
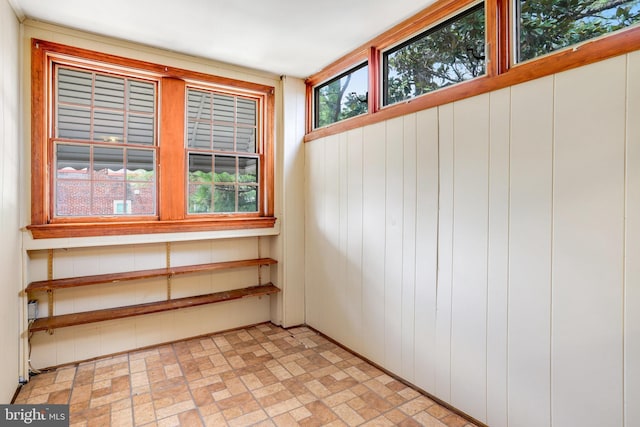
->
313 62 369 128
382 2 486 106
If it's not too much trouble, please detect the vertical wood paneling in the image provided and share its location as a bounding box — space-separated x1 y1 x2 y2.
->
346 128 364 355
361 122 387 365
486 87 510 427
323 134 343 340
401 113 417 381
304 138 326 328
435 103 454 401
508 76 553 427
625 50 640 427
450 95 489 421
552 57 625 427
414 108 439 393
385 117 404 374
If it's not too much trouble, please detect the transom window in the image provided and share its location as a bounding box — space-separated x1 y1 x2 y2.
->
383 3 486 105
516 0 640 63
313 63 368 128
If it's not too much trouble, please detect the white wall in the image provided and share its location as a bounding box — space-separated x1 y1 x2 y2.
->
305 52 640 427
0 0 21 403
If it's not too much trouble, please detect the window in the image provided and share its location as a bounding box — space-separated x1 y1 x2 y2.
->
383 3 485 105
314 63 368 128
516 0 640 62
29 40 275 238
186 88 260 214
53 66 157 217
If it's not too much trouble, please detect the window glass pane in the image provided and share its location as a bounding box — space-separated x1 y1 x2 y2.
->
56 144 90 180
187 90 213 120
56 181 91 216
315 63 368 128
95 74 125 109
214 185 236 212
238 157 258 183
238 185 258 212
214 155 236 182
384 4 485 105
57 68 92 105
93 146 124 180
237 98 256 125
213 93 235 122
92 181 125 215
127 114 155 145
213 125 235 151
517 0 640 62
187 121 212 149
128 80 155 113
237 127 256 153
125 149 156 215
188 153 213 213
57 105 91 140
94 110 124 142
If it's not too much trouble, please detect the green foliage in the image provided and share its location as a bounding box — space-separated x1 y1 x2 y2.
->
188 171 257 213
386 5 486 104
519 0 640 61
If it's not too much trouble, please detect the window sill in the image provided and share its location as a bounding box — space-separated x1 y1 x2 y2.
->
26 217 277 240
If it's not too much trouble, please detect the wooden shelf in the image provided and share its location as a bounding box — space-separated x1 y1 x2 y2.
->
29 283 279 332
26 258 277 293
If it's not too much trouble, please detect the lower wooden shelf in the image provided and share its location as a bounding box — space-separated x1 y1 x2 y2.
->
29 283 279 332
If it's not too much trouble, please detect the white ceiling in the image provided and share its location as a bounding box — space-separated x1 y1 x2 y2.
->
10 0 436 78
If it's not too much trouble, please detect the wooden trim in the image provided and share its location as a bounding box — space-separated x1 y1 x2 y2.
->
26 258 277 293
31 40 47 225
371 0 480 52
26 216 277 239
496 0 511 74
305 47 368 88
265 90 275 217
305 24 640 143
29 283 280 332
367 46 380 115
159 77 186 220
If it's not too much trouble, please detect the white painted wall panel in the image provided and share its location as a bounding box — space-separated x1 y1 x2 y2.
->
450 95 489 422
552 57 626 427
486 88 510 427
435 103 454 402
626 50 640 427
413 108 439 394
384 117 404 375
361 122 387 365
508 76 554 427
345 127 364 356
304 53 637 426
401 113 417 382
304 138 325 328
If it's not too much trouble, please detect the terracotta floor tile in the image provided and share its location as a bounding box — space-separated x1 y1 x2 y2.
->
16 323 477 427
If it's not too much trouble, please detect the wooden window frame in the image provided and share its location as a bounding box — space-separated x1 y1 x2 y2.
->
305 0 640 141
29 39 275 239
